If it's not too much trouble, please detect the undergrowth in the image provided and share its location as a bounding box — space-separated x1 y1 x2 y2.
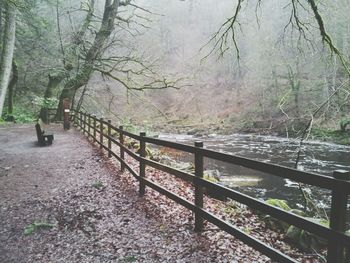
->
2 106 37 123
311 127 350 145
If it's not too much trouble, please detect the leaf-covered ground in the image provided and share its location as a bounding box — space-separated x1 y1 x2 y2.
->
0 124 322 262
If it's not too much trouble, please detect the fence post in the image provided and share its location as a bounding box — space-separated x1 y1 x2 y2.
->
72 110 76 126
93 115 97 142
119 125 125 172
83 113 87 134
139 132 146 196
327 170 350 263
88 114 91 138
100 118 104 149
107 120 112 158
80 112 83 130
194 141 204 232
72 109 76 124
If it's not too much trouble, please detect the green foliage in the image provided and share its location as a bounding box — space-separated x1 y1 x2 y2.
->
24 221 55 235
33 96 58 109
122 256 137 262
311 127 350 145
3 106 36 123
243 226 252 234
340 119 350 131
92 181 104 190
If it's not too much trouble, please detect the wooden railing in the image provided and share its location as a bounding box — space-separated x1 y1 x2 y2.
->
72 110 350 263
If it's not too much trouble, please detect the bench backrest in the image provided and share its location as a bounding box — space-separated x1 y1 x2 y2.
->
35 123 44 143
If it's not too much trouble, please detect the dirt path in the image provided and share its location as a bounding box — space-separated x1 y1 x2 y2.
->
0 124 93 204
0 124 269 263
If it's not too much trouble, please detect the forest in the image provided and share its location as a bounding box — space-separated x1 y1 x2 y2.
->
0 0 349 142
0 0 350 262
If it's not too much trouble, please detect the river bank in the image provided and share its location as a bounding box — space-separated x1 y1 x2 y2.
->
149 119 350 146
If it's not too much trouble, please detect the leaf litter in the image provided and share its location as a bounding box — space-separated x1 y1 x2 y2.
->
0 124 323 262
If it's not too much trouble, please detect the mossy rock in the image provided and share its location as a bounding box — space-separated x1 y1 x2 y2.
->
203 170 220 183
261 199 291 232
289 209 305 217
134 145 153 159
126 140 139 149
340 119 350 131
286 218 329 252
266 199 291 211
92 181 104 190
203 174 219 183
110 130 118 137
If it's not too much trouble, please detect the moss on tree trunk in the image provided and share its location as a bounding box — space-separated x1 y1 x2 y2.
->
55 0 121 120
40 73 65 123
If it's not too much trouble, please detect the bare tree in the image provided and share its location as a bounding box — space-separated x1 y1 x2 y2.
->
50 0 180 119
207 0 350 76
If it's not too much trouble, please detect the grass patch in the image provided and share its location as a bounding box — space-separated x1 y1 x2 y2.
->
24 222 56 235
92 181 104 190
122 256 137 262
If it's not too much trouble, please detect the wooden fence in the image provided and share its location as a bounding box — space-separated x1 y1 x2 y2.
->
72 110 350 263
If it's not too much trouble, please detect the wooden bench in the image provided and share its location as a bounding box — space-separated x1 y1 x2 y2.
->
35 120 54 146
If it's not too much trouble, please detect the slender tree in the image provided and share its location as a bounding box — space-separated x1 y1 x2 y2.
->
7 59 18 115
0 2 16 116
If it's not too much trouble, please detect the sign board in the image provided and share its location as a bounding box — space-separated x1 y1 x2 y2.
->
62 98 70 130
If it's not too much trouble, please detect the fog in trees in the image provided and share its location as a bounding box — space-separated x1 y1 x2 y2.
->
1 0 349 137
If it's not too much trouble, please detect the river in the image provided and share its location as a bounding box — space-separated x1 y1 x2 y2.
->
156 133 350 214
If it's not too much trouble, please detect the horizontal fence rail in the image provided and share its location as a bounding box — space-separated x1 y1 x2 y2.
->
72 110 350 263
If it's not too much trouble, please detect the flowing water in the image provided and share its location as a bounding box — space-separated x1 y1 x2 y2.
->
157 133 350 213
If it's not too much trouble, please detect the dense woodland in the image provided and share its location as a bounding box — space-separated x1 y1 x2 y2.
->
1 1 350 262
0 0 349 142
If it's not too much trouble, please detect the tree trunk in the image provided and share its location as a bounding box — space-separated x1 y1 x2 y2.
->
55 68 91 120
7 59 18 115
0 3 16 117
0 3 4 52
39 73 65 123
55 0 121 120
42 0 96 121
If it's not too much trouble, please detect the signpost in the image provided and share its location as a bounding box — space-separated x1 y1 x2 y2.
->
63 99 70 130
